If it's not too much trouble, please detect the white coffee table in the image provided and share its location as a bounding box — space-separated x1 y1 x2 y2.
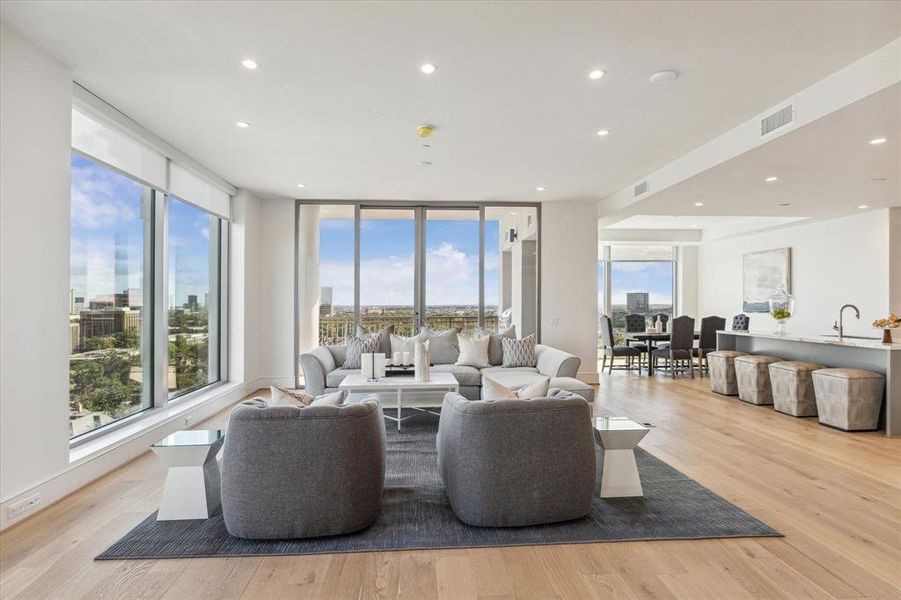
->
339 373 459 431
593 417 649 498
151 429 224 520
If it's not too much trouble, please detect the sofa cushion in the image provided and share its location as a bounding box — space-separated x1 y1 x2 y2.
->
420 328 461 365
342 336 380 369
480 369 548 391
549 377 595 403
431 364 482 387
479 365 540 375
476 326 516 366
326 368 360 388
502 334 537 368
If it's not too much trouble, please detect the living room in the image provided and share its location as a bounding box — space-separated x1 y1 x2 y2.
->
1 2 899 599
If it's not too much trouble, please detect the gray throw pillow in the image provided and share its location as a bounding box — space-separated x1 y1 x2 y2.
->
355 324 394 356
419 327 460 365
501 334 537 368
477 325 516 366
343 336 380 369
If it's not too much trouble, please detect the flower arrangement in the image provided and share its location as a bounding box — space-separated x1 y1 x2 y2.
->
872 314 901 329
771 308 792 320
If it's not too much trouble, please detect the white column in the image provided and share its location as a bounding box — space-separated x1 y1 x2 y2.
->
296 205 321 353
678 245 699 319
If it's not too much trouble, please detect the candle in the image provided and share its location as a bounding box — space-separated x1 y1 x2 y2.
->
402 351 411 365
374 354 386 378
361 353 374 379
393 352 402 365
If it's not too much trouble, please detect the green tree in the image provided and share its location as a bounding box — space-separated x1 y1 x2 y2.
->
114 327 140 349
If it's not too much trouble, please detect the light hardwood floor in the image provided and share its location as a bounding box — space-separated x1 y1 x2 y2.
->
1 373 899 599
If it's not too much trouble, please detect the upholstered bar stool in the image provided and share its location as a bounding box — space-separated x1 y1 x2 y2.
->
734 355 782 405
812 368 886 431
707 351 748 395
768 361 823 417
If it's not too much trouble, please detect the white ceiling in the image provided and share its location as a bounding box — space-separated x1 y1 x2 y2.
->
601 82 900 234
2 1 899 202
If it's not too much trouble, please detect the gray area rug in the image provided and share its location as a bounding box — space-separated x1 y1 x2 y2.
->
97 412 780 560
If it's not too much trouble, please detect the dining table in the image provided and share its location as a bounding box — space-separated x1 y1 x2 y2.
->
624 331 700 375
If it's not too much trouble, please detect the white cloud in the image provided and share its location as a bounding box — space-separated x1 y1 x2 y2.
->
70 164 140 228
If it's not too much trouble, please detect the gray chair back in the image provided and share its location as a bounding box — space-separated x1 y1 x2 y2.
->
599 315 615 348
669 315 695 351
699 316 726 350
624 314 646 333
732 314 750 331
221 398 386 539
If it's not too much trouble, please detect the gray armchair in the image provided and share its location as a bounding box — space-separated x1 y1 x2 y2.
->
437 390 595 527
221 397 385 539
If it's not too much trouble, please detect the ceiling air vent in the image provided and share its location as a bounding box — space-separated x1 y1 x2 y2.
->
633 181 648 197
760 104 794 137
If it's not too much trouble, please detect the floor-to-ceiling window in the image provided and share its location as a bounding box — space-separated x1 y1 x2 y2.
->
598 245 677 356
167 196 222 398
69 154 153 437
296 203 539 383
69 105 230 440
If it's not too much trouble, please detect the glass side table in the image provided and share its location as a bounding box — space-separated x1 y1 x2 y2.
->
151 429 224 520
593 417 649 498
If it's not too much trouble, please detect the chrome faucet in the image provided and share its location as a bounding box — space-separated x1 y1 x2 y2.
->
833 304 860 340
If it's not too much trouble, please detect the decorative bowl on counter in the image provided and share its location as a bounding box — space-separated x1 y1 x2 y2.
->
873 313 900 343
768 286 794 335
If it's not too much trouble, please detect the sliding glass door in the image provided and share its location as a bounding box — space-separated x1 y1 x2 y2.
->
424 209 481 331
359 208 417 335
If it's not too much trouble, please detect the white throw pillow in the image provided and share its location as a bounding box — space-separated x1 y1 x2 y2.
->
390 333 423 357
456 334 490 368
481 376 550 401
269 385 315 407
310 390 347 406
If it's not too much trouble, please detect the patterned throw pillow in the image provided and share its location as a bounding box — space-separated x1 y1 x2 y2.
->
355 324 394 356
269 385 315 407
501 334 537 368
481 376 550 401
343 336 380 369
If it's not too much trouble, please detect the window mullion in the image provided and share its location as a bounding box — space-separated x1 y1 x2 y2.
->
153 194 170 409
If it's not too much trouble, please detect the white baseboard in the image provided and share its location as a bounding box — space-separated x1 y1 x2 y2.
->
0 379 262 531
578 370 600 384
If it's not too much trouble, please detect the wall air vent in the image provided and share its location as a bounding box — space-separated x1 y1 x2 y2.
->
760 104 794 137
633 181 648 197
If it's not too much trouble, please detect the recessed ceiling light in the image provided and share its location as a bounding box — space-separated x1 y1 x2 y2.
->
649 70 678 85
693 201 704 207
588 69 605 80
420 63 437 74
241 58 259 70
419 161 432 167
235 120 251 128
858 204 869 209
765 176 778 182
536 186 546 192
296 183 306 189
511 212 518 215
869 137 887 145
596 129 610 136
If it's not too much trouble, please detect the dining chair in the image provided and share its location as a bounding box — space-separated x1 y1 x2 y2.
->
651 315 696 378
694 316 726 376
599 315 642 374
731 314 750 331
624 314 649 353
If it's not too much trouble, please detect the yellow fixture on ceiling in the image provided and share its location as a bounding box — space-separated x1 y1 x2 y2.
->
417 124 434 138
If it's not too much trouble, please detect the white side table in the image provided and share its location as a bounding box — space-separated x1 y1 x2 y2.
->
339 373 459 431
151 429 224 520
593 417 649 498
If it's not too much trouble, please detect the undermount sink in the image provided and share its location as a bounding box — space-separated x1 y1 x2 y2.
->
823 334 881 340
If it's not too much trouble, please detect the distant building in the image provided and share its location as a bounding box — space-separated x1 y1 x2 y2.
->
79 308 140 344
187 294 199 312
627 292 649 313
114 288 142 309
320 286 333 316
69 316 80 353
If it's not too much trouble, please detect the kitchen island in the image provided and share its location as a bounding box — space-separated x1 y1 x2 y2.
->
717 330 901 436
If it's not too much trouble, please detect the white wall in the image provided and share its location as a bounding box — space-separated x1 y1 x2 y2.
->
257 198 297 385
229 189 262 383
0 23 73 503
890 207 901 316
541 200 599 381
699 210 892 337
677 245 699 320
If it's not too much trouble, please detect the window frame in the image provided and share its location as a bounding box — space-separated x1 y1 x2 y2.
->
597 244 679 328
68 161 230 448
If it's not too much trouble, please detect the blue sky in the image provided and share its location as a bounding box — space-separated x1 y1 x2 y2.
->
599 261 674 305
70 154 213 307
319 217 500 306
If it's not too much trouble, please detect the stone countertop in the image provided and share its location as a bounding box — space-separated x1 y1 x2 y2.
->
717 330 901 351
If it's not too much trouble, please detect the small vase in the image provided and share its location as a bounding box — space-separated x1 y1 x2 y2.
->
883 329 894 344
775 319 787 335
